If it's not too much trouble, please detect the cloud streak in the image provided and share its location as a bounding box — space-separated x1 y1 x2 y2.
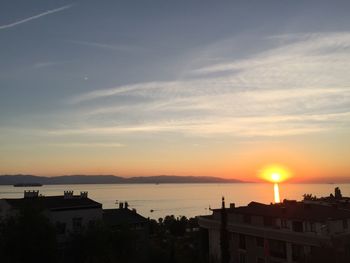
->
0 4 73 30
67 40 144 53
48 142 125 148
45 32 350 137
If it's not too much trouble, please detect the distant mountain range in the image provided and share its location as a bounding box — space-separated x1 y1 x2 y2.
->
0 174 244 185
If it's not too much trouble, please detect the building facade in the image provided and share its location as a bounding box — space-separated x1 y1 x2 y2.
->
0 190 103 236
198 198 350 263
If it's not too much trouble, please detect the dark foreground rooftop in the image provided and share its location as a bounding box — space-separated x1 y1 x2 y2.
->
103 208 148 226
5 193 102 211
213 200 350 221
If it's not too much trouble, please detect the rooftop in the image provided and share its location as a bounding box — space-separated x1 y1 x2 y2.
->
103 208 148 226
4 194 102 211
214 200 350 221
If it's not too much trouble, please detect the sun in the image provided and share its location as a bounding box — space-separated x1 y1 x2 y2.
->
271 173 281 183
260 164 291 183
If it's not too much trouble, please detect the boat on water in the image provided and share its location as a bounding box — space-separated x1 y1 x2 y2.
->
13 183 43 187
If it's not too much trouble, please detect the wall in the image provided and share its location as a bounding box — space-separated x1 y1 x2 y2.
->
48 207 103 235
208 228 221 263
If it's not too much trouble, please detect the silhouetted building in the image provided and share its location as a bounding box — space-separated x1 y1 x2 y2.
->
103 203 149 258
0 190 102 237
198 198 350 263
103 202 148 231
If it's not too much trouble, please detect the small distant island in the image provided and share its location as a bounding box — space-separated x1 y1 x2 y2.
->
0 174 244 185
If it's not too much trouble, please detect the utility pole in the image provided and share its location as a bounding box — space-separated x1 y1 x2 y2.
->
220 196 230 263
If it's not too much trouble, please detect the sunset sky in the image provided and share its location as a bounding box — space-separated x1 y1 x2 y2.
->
1 0 350 182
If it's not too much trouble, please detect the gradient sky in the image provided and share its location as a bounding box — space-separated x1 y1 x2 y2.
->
1 0 350 181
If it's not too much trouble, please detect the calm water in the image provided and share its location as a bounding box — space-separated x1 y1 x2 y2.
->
0 183 348 219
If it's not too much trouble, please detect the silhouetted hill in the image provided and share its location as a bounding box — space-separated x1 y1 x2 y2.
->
128 175 242 184
0 174 243 185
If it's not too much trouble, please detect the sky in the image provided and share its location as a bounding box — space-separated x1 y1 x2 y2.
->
0 0 350 182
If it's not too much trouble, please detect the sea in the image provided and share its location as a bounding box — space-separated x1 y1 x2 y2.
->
0 183 348 219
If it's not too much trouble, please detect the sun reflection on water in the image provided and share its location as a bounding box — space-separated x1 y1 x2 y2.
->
274 183 280 203
259 164 292 203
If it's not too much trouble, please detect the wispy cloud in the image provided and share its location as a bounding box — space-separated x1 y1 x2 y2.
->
41 110 350 138
0 4 73 30
68 82 173 104
67 40 144 53
33 61 70 69
48 142 125 148
53 32 350 137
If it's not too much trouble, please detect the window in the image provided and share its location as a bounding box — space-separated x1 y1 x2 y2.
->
243 215 251 224
239 234 246 249
269 239 286 259
292 221 303 232
304 221 316 232
256 237 264 247
281 219 288 228
292 244 305 261
343 219 348 230
230 233 235 243
311 222 316 232
239 253 246 263
264 217 274 226
72 217 82 230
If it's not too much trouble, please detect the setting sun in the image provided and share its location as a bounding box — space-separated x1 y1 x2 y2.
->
271 173 281 182
259 164 292 203
260 164 292 183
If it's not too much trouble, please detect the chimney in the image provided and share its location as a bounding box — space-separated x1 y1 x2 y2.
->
64 190 74 199
119 202 124 209
335 187 342 199
125 201 129 209
230 203 235 209
80 191 88 198
24 190 39 198
222 196 225 209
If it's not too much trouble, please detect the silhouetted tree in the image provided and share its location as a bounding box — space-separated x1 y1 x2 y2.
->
64 222 143 263
0 208 58 263
303 193 317 200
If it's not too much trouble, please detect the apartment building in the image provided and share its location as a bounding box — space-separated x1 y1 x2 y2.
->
198 197 350 263
0 190 103 236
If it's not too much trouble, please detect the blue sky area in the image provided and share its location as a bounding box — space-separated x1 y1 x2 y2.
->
1 0 350 179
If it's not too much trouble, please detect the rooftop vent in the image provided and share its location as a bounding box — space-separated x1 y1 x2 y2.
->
64 190 74 199
230 203 235 209
24 190 39 198
80 191 88 198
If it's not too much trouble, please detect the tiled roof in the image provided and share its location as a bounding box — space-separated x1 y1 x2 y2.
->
4 196 102 211
103 208 148 226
